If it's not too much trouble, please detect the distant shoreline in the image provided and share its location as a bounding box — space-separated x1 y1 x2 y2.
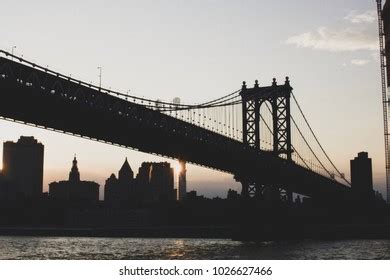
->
2 224 390 241
0 226 233 239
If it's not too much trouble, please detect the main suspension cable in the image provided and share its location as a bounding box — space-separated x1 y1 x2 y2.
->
291 92 351 185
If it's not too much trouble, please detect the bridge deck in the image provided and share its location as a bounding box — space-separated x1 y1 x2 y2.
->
0 55 350 199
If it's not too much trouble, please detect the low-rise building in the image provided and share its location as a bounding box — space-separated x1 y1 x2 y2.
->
49 156 99 203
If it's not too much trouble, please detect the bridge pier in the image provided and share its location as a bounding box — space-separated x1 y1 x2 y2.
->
239 177 283 203
240 179 263 200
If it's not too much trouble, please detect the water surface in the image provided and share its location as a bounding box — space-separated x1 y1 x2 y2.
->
0 236 389 259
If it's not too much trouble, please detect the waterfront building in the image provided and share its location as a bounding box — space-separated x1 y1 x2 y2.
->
49 156 99 203
2 136 44 200
350 152 374 203
136 162 176 202
104 160 177 205
227 189 240 200
104 158 135 205
0 173 9 201
185 190 205 201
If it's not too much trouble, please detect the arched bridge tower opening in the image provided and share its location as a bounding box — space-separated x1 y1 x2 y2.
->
239 77 293 202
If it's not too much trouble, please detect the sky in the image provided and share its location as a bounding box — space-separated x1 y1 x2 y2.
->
0 0 385 198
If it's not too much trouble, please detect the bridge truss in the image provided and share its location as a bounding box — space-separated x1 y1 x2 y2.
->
0 50 351 201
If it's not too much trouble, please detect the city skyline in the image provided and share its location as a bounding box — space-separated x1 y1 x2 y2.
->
0 0 384 198
0 132 242 199
2 0 390 265
0 135 193 202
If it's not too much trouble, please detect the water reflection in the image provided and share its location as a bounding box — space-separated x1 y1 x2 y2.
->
0 236 389 260
168 240 186 258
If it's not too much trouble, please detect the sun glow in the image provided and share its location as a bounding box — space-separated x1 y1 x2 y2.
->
174 161 183 174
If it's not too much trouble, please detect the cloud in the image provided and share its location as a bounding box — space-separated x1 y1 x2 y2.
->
344 10 376 24
286 9 379 53
351 59 370 66
371 51 380 62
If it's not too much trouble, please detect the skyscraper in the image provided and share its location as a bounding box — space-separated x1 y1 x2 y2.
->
149 162 176 201
350 152 374 203
0 173 10 201
136 162 176 202
2 136 44 200
178 160 187 201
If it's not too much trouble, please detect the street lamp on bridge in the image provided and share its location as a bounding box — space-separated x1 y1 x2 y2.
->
97 66 102 89
11 46 16 60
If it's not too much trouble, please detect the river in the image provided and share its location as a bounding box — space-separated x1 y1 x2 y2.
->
0 236 390 259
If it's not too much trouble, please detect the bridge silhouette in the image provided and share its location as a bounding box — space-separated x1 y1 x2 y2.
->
0 50 351 202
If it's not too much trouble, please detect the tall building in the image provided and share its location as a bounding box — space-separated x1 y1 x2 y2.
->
2 136 44 200
149 162 176 201
104 158 135 205
178 160 187 201
104 160 177 205
350 152 374 203
0 173 10 201
49 156 99 203
136 162 176 202
135 162 154 203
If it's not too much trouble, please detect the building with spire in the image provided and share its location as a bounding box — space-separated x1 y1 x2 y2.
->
69 155 80 182
118 158 134 182
105 160 177 206
104 158 136 206
49 156 100 203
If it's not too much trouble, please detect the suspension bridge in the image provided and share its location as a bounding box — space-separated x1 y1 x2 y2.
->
0 50 351 202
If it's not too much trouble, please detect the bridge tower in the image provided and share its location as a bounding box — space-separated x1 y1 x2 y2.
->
239 77 293 202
